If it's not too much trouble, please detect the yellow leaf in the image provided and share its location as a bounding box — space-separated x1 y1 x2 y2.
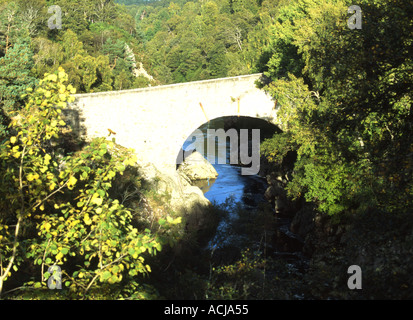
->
71 220 80 227
10 136 17 144
48 74 58 82
91 194 103 206
67 176 77 189
44 154 52 165
68 85 76 94
83 214 92 225
172 217 182 225
44 222 51 231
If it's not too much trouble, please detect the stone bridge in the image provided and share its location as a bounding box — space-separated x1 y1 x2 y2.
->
67 73 277 173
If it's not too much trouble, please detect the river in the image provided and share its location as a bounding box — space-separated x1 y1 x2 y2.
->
182 117 277 250
180 117 308 299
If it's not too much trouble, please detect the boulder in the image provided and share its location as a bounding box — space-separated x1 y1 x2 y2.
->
137 162 210 212
177 151 218 182
264 183 285 201
264 186 276 201
266 171 283 185
275 197 287 214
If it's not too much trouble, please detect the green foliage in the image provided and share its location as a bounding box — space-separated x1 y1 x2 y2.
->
0 68 172 299
0 39 37 135
0 0 155 93
205 244 303 300
260 0 412 216
1 0 279 89
0 0 47 51
206 248 265 299
133 0 274 83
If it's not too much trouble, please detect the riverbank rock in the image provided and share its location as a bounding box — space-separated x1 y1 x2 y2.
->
263 170 299 217
137 162 211 213
177 151 218 182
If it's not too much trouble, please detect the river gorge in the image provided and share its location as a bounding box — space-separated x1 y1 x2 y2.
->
141 116 412 300
179 117 309 280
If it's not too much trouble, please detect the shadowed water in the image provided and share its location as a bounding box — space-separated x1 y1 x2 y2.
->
181 117 276 249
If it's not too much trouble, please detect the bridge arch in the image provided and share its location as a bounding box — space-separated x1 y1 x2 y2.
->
67 73 278 173
175 116 282 175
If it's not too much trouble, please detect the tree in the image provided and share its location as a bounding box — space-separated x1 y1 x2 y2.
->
0 1 23 55
134 0 267 84
61 29 85 61
95 54 114 91
102 37 126 65
31 37 64 77
59 31 116 92
260 0 412 215
0 39 37 135
0 68 167 298
52 0 91 34
91 0 118 23
114 69 132 90
16 0 47 37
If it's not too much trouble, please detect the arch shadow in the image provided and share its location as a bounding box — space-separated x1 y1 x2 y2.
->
175 116 282 170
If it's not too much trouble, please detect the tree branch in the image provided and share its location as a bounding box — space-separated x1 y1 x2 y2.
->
0 145 27 297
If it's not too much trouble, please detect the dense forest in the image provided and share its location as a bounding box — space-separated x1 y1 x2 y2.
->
0 0 412 300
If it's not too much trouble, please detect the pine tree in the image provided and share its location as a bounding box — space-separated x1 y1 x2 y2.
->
0 39 37 135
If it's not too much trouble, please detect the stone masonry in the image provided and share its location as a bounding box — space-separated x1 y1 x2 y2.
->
67 73 277 174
